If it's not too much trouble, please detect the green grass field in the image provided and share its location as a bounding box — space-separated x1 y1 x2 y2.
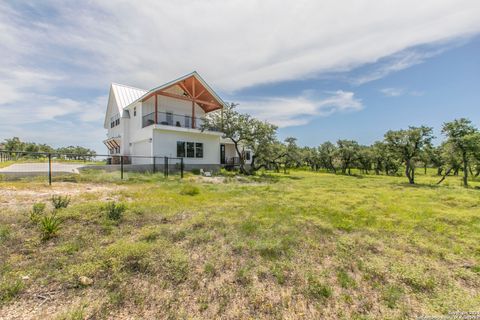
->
0 170 479 319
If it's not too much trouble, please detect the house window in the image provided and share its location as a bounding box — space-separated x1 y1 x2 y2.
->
110 114 120 127
166 112 173 126
184 115 191 128
186 142 195 158
177 141 186 157
245 151 251 161
133 107 137 117
195 143 203 158
177 141 204 158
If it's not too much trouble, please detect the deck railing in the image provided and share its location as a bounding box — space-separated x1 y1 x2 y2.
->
142 112 204 129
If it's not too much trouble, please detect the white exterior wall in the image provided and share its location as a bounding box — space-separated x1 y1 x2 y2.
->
124 102 153 164
153 129 221 165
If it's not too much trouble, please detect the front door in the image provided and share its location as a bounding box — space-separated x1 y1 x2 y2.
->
220 144 225 164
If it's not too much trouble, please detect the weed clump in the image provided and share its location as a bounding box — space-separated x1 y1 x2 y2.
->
51 195 71 209
180 184 200 196
39 213 62 240
0 226 11 244
28 203 46 223
104 202 126 221
0 278 24 303
306 276 332 300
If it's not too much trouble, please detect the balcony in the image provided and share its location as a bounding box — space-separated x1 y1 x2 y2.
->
142 112 205 129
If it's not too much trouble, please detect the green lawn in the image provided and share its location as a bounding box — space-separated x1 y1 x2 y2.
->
0 170 479 319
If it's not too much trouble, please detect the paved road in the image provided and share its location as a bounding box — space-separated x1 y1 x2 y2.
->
0 163 85 174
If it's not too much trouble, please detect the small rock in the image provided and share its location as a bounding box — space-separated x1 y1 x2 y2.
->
21 275 30 281
78 276 94 286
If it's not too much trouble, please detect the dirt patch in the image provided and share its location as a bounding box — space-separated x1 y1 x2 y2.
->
195 176 227 184
0 182 125 210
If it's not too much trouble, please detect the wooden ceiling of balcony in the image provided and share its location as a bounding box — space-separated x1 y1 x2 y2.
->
142 75 223 113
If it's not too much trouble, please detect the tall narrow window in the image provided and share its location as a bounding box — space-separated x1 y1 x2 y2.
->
195 143 203 158
177 141 186 157
166 112 173 126
245 151 251 160
184 115 191 128
186 142 195 158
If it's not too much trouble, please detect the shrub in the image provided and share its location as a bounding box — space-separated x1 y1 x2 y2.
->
51 195 71 209
180 184 200 196
191 168 201 175
105 202 126 221
28 203 46 223
39 213 62 240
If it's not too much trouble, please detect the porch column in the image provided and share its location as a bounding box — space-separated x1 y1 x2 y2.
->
191 79 196 128
154 94 158 124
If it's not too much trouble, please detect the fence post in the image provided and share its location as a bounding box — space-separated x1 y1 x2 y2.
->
164 157 168 178
120 156 124 180
153 157 156 174
48 153 52 186
180 158 184 178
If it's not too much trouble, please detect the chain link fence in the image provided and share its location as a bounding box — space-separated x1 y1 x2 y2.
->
0 150 184 185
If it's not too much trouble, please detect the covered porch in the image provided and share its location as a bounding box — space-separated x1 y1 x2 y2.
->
140 72 224 130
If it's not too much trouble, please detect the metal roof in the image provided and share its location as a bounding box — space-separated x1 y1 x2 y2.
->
111 83 148 113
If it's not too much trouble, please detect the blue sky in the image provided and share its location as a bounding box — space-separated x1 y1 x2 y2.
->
0 1 479 152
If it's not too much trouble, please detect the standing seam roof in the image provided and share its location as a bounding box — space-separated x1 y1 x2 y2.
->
111 83 148 113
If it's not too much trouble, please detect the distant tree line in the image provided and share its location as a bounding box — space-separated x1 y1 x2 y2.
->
0 137 97 160
204 104 480 187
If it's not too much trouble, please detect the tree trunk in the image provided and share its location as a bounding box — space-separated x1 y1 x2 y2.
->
424 164 427 175
437 168 452 184
462 152 468 187
405 159 414 184
437 167 443 176
233 141 247 175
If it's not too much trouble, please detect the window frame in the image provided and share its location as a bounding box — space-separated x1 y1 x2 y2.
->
186 142 195 158
195 142 203 158
177 141 186 158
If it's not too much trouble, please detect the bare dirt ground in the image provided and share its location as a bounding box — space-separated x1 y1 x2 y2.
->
0 163 85 174
0 182 125 210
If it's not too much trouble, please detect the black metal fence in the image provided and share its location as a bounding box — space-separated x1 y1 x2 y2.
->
0 150 184 185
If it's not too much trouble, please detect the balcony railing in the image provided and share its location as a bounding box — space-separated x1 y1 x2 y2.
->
142 112 205 129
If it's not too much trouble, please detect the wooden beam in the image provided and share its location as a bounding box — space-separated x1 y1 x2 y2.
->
154 94 158 124
192 78 196 128
195 89 205 99
155 91 219 108
178 81 193 98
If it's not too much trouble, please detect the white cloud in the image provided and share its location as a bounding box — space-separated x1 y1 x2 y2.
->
379 87 425 97
351 45 461 85
380 88 405 97
2 1 480 92
238 91 363 127
0 1 479 149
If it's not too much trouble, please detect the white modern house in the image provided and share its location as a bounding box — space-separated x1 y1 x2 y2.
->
103 71 251 171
